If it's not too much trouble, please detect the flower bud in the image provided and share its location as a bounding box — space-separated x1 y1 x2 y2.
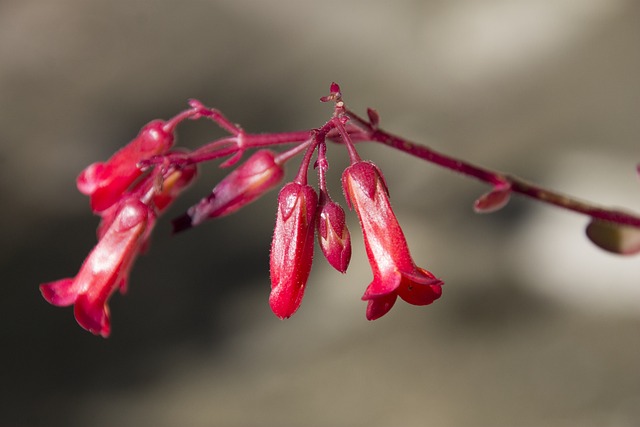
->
317 197 351 273
172 150 284 232
269 182 318 319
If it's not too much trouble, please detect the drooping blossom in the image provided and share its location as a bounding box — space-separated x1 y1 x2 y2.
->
41 163 197 337
172 149 284 232
269 182 318 319
342 160 443 320
40 200 149 337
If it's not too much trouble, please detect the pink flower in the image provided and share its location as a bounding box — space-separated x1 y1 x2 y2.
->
269 182 318 319
40 200 149 337
342 161 443 320
77 120 175 212
172 149 284 232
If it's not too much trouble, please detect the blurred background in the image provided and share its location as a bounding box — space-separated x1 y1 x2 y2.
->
2 0 640 426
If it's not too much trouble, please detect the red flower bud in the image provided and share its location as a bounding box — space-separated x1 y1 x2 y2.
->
317 196 351 273
342 161 443 320
173 150 284 232
269 182 318 319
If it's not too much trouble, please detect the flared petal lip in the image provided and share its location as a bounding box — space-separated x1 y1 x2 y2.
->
365 293 398 321
361 270 402 300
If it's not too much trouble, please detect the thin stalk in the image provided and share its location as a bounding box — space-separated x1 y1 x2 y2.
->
347 109 640 228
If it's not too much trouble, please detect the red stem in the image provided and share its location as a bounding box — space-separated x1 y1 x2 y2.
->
346 109 640 228
178 130 313 165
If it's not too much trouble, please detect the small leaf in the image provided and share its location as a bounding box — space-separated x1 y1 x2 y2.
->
367 108 380 128
473 184 511 213
586 219 640 255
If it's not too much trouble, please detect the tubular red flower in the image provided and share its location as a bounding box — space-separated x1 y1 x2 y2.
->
172 149 285 232
269 182 318 319
342 161 443 320
77 120 175 213
40 200 149 337
42 165 197 337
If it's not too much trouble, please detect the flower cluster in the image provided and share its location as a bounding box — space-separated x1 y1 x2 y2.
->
40 110 201 337
41 84 444 336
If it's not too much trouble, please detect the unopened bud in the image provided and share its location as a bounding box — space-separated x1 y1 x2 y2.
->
317 198 351 273
269 182 318 319
172 150 284 232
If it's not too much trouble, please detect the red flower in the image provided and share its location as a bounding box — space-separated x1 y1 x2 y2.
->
172 150 284 232
41 164 197 337
77 120 176 212
269 182 318 318
40 200 149 337
342 161 443 320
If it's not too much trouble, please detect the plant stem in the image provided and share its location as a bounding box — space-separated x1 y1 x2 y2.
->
346 109 640 228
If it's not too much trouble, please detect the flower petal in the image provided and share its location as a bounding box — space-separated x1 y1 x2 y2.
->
362 271 402 300
365 293 398 320
74 294 111 338
397 268 443 306
40 278 77 306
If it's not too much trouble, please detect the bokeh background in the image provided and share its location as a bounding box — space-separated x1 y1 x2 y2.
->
2 1 640 426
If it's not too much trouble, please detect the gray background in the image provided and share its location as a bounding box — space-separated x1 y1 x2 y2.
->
2 1 640 426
